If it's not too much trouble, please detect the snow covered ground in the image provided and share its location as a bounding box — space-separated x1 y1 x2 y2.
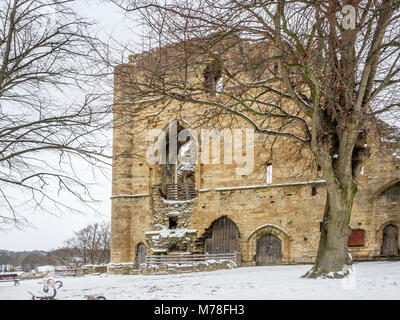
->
0 261 399 300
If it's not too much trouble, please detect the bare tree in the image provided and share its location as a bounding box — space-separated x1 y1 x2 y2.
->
0 0 112 229
45 248 79 268
109 0 400 277
64 221 110 266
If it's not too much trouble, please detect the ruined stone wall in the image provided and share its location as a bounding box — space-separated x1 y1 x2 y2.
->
195 182 327 265
348 148 400 260
110 55 400 267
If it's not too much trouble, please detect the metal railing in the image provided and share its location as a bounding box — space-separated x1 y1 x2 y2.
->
166 183 196 200
145 252 241 266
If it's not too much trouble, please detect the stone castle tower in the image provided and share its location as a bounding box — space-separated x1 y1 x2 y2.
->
110 38 400 272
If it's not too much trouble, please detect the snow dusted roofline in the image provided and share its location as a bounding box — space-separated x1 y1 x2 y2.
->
110 180 326 199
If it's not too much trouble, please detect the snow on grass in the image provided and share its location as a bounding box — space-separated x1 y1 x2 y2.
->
0 261 399 300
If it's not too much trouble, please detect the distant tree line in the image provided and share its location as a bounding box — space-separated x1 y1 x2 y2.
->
0 221 110 272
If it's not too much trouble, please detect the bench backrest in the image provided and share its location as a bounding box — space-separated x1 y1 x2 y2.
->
0 274 18 278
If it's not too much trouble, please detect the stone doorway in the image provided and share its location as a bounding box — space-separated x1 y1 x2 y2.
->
256 234 282 265
137 243 146 266
381 224 399 257
204 216 240 254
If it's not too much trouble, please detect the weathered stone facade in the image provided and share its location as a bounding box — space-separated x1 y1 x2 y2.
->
110 47 400 271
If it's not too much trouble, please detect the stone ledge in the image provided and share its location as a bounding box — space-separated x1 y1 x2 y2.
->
77 264 108 276
78 260 237 276
139 260 237 275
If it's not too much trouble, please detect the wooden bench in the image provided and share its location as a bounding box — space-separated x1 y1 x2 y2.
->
0 273 20 286
54 269 77 277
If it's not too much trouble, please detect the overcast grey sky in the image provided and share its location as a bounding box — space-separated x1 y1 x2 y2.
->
0 0 137 252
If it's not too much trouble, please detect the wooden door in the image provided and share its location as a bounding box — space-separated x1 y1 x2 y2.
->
256 234 282 265
205 217 240 254
381 225 399 257
137 243 146 266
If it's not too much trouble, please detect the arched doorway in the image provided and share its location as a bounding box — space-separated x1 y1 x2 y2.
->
204 216 240 254
137 243 147 266
378 182 400 201
256 234 282 265
381 224 399 257
248 224 291 265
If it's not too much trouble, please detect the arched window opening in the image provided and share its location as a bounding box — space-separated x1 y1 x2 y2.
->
311 186 317 196
204 60 222 96
160 121 197 200
379 182 400 202
273 64 279 75
169 217 178 229
216 77 223 93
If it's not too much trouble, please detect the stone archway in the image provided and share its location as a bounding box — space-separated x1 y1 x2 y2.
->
248 224 291 265
381 224 399 257
136 242 147 266
204 216 240 254
378 220 400 258
256 234 282 265
372 178 400 199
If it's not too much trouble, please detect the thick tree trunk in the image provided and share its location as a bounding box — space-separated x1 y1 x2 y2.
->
303 192 354 278
303 121 365 278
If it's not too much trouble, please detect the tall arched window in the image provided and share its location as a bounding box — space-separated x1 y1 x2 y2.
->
204 60 222 96
160 120 197 200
